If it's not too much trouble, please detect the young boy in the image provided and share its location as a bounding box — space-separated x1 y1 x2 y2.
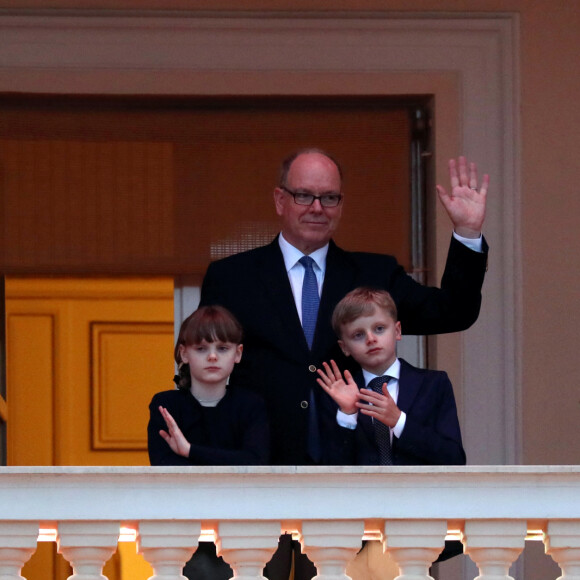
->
317 287 465 466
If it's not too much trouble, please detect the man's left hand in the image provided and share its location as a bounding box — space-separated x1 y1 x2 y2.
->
436 156 489 239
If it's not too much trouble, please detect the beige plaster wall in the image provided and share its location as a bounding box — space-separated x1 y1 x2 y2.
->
2 0 578 466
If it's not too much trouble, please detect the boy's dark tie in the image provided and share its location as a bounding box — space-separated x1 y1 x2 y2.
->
299 255 321 462
368 376 394 465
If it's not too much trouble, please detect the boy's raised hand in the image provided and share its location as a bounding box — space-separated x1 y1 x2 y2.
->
358 384 402 428
317 360 360 415
158 405 191 458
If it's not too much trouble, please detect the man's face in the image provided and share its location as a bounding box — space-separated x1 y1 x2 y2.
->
274 152 343 254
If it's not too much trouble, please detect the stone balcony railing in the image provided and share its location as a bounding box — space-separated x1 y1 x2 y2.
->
0 466 579 580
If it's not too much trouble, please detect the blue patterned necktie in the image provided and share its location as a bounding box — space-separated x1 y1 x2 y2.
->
299 255 320 349
368 376 394 465
299 255 321 462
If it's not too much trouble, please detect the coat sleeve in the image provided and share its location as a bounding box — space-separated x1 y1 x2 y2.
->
395 372 466 465
386 236 488 335
199 259 233 308
148 390 270 466
147 393 191 466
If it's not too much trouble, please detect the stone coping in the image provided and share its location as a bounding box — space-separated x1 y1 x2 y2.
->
1 465 579 475
0 466 579 522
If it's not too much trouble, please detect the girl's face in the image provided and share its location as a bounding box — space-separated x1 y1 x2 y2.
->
179 340 243 386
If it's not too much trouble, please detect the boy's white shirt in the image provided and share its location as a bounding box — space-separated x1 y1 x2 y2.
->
336 358 407 441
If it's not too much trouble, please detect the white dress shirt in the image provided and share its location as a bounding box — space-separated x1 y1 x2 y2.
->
278 233 327 324
278 231 482 322
337 358 407 442
453 231 483 252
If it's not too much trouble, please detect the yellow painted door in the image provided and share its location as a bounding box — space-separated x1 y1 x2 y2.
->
5 276 175 580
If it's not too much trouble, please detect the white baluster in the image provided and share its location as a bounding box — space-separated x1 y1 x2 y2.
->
0 521 39 580
544 520 580 580
137 521 201 580
383 519 447 580
57 521 120 580
216 521 280 580
462 520 526 580
300 520 364 580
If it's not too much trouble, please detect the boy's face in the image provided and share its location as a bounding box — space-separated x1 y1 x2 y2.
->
338 306 401 376
179 340 243 387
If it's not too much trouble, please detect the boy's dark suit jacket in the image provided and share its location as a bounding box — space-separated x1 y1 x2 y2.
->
322 358 466 466
200 235 487 465
322 358 466 565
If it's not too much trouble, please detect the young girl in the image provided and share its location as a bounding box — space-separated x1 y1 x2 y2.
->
147 305 270 580
148 304 269 466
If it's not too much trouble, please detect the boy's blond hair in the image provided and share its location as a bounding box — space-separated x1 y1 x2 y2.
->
332 287 398 338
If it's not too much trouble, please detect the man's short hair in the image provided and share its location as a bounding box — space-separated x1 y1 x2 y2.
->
332 287 398 337
278 148 344 188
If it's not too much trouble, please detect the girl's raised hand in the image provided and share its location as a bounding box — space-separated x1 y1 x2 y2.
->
316 360 360 415
158 406 191 458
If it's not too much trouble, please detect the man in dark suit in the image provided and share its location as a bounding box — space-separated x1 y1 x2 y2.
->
199 148 488 466
199 148 487 579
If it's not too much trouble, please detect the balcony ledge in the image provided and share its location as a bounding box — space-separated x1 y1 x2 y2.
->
1 465 579 522
1 466 580 580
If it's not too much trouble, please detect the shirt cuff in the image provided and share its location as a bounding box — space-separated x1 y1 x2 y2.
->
453 231 483 252
392 411 406 438
337 409 358 430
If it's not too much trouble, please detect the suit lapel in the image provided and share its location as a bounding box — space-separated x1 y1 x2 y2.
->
253 238 311 357
313 241 357 356
396 359 423 413
252 238 359 360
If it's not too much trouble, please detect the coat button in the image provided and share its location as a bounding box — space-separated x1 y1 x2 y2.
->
308 365 317 372
300 400 309 409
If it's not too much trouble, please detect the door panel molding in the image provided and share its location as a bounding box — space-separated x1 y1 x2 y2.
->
91 321 174 450
5 277 174 466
